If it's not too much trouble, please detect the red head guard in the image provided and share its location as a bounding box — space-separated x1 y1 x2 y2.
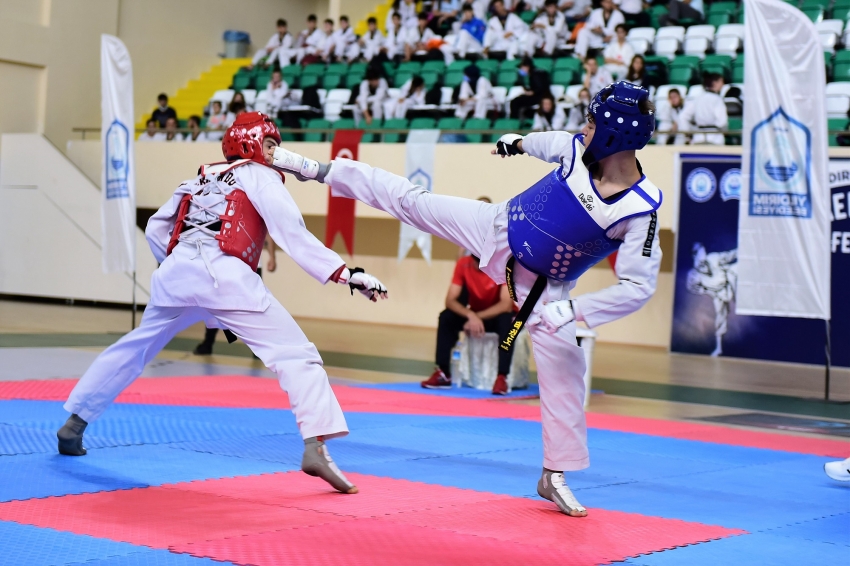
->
221 111 282 165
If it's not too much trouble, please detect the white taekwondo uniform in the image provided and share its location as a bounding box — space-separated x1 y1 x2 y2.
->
323 131 661 471
64 160 350 441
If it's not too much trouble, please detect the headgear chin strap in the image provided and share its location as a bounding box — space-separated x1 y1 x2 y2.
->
583 81 654 166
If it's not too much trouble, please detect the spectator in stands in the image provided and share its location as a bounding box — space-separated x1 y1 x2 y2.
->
455 64 494 119
430 0 463 35
382 12 408 62
614 0 650 28
454 3 487 60
532 94 567 131
530 0 568 57
582 56 613 97
661 0 703 25
250 19 293 70
225 96 248 128
266 70 291 115
385 75 427 118
656 87 685 145
326 15 360 63
509 57 551 119
163 117 183 142
293 14 319 63
388 0 419 30
206 101 227 141
355 67 389 124
573 0 624 59
297 17 329 64
405 12 439 62
602 24 634 80
483 0 532 61
420 224 516 395
360 17 385 62
184 115 208 142
317 19 337 62
625 54 647 87
678 72 727 145
151 94 177 128
138 118 166 142
565 87 590 130
230 91 252 112
559 0 592 25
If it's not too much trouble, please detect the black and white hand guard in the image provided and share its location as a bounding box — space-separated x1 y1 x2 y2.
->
495 133 525 157
337 267 388 302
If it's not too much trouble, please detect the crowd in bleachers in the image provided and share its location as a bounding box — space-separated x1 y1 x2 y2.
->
145 0 850 146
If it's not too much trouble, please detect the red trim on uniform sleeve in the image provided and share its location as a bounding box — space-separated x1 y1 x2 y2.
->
329 264 347 283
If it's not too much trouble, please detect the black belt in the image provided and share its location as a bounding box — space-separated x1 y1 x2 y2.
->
500 257 547 353
181 221 221 234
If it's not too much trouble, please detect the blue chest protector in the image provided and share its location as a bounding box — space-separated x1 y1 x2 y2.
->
507 136 662 282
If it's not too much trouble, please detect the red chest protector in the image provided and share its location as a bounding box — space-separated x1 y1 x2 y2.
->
167 160 278 271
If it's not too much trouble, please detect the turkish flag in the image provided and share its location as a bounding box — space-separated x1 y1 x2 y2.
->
325 130 363 256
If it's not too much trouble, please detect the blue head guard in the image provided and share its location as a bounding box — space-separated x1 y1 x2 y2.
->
583 81 654 165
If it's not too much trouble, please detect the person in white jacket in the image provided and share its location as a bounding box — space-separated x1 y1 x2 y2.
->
455 64 495 120
602 24 634 80
325 15 360 63
265 70 291 115
355 67 389 123
678 73 728 145
296 18 329 63
272 81 662 519
56 112 388 497
532 95 567 131
573 0 625 58
655 88 685 145
387 0 419 31
385 75 427 119
251 19 293 69
383 12 408 61
359 17 385 62
484 0 532 60
531 0 569 56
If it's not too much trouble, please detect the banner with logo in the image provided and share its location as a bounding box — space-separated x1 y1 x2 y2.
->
398 129 440 263
101 35 136 274
737 0 830 319
325 130 363 256
671 154 850 367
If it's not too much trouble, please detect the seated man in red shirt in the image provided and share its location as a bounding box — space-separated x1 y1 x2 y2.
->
422 253 517 395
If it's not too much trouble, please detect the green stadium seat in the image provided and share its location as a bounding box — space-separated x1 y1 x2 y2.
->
532 58 554 73
255 69 273 87
649 5 668 28
475 59 500 77
499 59 521 72
421 70 441 88
802 6 823 21
331 118 357 141
463 118 491 143
323 74 344 89
831 0 850 19
345 71 365 88
643 55 669 85
281 66 300 85
520 10 537 24
348 62 367 74
732 57 745 83
299 74 319 88
553 57 582 73
799 0 824 7
303 118 331 142
725 117 742 146
326 62 348 75
382 118 408 143
829 118 848 146
232 73 252 90
393 71 414 87
707 12 732 26
422 60 446 73
833 62 850 81
447 60 472 72
444 69 466 87
397 61 423 74
302 63 325 76
552 69 576 86
708 1 738 14
825 51 834 81
489 118 521 142
360 119 382 143
496 70 518 87
834 50 850 64
382 61 396 77
670 56 701 85
410 117 437 129
701 54 733 81
437 117 464 130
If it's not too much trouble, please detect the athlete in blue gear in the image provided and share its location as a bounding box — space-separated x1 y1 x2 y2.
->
272 81 663 517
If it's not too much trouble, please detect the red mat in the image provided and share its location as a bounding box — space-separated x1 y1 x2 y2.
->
1 377 847 456
0 472 743 565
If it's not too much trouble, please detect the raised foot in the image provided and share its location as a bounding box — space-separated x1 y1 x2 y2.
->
537 469 587 517
301 437 358 494
57 414 88 456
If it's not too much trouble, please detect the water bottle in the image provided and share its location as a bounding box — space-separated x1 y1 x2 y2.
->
450 343 464 388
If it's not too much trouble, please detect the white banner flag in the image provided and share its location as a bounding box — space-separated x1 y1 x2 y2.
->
736 0 830 319
398 129 440 263
101 34 136 274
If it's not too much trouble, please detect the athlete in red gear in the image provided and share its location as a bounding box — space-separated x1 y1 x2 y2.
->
57 112 387 494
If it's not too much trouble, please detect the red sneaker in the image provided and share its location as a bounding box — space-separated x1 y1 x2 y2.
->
492 374 509 395
421 369 452 389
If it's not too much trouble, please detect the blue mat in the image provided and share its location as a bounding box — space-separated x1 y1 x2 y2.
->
0 422 60 455
766 512 850 546
0 444 293 502
625 532 848 565
356 381 540 399
65 550 237 566
0 521 148 566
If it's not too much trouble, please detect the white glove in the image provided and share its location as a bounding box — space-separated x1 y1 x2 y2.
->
495 133 525 157
337 267 388 302
529 300 575 334
272 147 322 181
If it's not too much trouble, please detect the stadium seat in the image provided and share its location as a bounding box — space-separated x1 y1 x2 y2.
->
382 118 408 143
332 118 357 129
684 37 711 58
821 32 838 54
669 55 701 84
489 118 521 142
421 70 441 88
476 59 500 78
685 24 716 42
394 70 415 87
655 84 688 103
628 38 651 55
627 26 656 43
649 4 669 28
409 117 437 129
499 59 521 72
397 61 423 74
255 68 273 87
800 0 827 8
232 71 253 90
643 55 670 85
345 70 365 88
833 0 850 21
565 84 585 103
701 54 733 81
726 116 743 145
282 65 301 86
520 10 537 24
303 118 331 142
382 61 396 78
549 84 566 100
829 118 849 146
496 70 518 87
552 69 576 86
422 60 446 74
827 94 850 118
299 74 319 89
714 24 744 57
654 36 681 60
491 86 508 110
254 89 269 114
302 64 325 77
447 60 472 73
732 57 745 83
506 85 527 104
323 89 352 120
802 6 824 22
686 84 705 100
360 119 382 143
437 117 464 130
439 86 455 107
707 11 733 27
532 58 554 73
348 62 368 75
444 69 466 87
323 74 344 89
241 89 257 106
463 117 491 143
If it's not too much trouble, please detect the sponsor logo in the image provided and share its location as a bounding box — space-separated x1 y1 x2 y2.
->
749 107 812 218
105 120 130 199
686 167 717 203
719 168 742 201
408 168 432 192
578 192 594 211
523 241 533 256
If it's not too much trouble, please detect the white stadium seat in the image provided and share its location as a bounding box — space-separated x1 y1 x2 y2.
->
827 82 850 97
687 84 706 100
817 19 844 37
440 86 455 105
684 37 711 58
656 25 686 42
714 35 741 58
549 84 566 100
654 84 688 103
254 90 269 114
827 95 850 118
716 24 744 40
821 32 838 54
627 27 656 45
685 24 715 42
322 89 352 121
654 37 681 60
565 84 585 104
628 38 651 55
209 89 234 107
506 85 527 103
241 89 257 106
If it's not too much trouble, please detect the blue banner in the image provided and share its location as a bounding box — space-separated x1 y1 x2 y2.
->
671 154 849 366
